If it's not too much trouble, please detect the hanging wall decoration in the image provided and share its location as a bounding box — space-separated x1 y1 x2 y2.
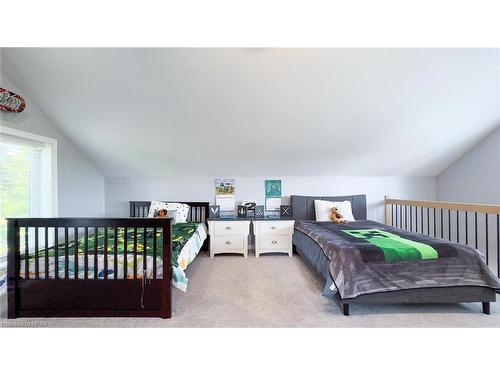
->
265 179 282 212
215 178 236 215
0 87 26 113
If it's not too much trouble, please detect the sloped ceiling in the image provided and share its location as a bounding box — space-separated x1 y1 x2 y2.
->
1 48 499 177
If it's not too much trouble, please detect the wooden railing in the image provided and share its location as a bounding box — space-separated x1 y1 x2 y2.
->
384 197 500 277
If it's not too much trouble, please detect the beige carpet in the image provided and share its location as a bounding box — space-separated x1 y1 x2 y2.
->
1 250 499 328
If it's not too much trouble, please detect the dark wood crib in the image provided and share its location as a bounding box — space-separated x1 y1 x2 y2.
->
7 201 209 319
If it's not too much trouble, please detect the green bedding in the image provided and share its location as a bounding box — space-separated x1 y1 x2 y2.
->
23 222 201 269
2 223 206 292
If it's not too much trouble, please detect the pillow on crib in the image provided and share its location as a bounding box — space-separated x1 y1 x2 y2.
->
165 202 190 223
151 207 178 222
148 201 190 223
314 199 356 222
148 201 173 221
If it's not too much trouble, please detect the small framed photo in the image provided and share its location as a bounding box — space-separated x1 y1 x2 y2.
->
209 205 221 218
237 205 247 218
280 205 292 217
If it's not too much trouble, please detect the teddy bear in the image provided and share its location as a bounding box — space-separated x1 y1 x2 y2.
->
330 207 348 224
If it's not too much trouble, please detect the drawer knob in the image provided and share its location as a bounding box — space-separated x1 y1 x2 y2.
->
270 226 276 230
271 240 278 244
225 226 231 230
225 240 232 245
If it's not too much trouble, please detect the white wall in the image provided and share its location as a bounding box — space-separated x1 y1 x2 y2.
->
105 176 437 222
437 126 500 273
0 73 105 217
437 125 500 205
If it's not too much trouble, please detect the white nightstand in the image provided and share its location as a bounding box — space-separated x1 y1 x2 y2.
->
208 219 251 258
254 220 295 257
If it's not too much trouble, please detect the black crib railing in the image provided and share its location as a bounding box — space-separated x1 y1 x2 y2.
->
385 197 500 277
7 217 172 281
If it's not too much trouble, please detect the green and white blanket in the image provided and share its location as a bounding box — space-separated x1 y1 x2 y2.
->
295 220 500 299
0 223 207 292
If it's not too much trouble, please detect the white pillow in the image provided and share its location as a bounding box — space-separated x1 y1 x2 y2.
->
314 199 356 222
148 201 190 223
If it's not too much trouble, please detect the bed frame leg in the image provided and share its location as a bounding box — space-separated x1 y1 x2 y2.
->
342 303 349 316
482 302 490 315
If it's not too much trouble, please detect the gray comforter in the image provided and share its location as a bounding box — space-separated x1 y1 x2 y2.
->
295 220 500 299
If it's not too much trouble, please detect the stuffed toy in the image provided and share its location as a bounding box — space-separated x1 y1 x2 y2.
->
330 207 348 224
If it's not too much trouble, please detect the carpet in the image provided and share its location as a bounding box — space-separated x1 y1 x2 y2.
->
1 250 499 327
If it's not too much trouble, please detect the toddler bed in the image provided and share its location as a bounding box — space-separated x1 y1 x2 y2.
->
6 201 209 319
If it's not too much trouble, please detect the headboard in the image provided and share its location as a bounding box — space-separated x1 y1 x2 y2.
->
129 201 210 225
290 194 367 220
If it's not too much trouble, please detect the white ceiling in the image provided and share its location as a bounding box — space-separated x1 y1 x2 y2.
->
2 48 499 177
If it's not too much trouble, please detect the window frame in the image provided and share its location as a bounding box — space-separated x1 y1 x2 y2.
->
0 126 58 217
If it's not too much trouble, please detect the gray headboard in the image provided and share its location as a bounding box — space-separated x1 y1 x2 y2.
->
290 194 367 220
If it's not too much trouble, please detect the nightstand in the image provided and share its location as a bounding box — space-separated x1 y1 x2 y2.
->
208 219 251 258
254 219 295 257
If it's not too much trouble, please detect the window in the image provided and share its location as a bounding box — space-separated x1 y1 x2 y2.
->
0 127 57 255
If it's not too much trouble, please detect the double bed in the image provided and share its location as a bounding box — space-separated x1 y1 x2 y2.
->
5 201 209 319
291 195 500 315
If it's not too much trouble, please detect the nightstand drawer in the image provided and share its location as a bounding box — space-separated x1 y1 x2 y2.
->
213 236 245 251
213 221 249 236
259 235 289 250
258 222 293 236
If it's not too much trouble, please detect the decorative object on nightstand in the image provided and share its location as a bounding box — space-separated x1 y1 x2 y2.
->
237 205 247 218
242 200 256 217
280 205 291 218
255 205 265 218
254 219 295 257
208 219 251 258
209 205 221 218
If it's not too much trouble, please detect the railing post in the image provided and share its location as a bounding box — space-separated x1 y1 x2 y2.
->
7 219 19 319
162 219 172 318
384 195 392 225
